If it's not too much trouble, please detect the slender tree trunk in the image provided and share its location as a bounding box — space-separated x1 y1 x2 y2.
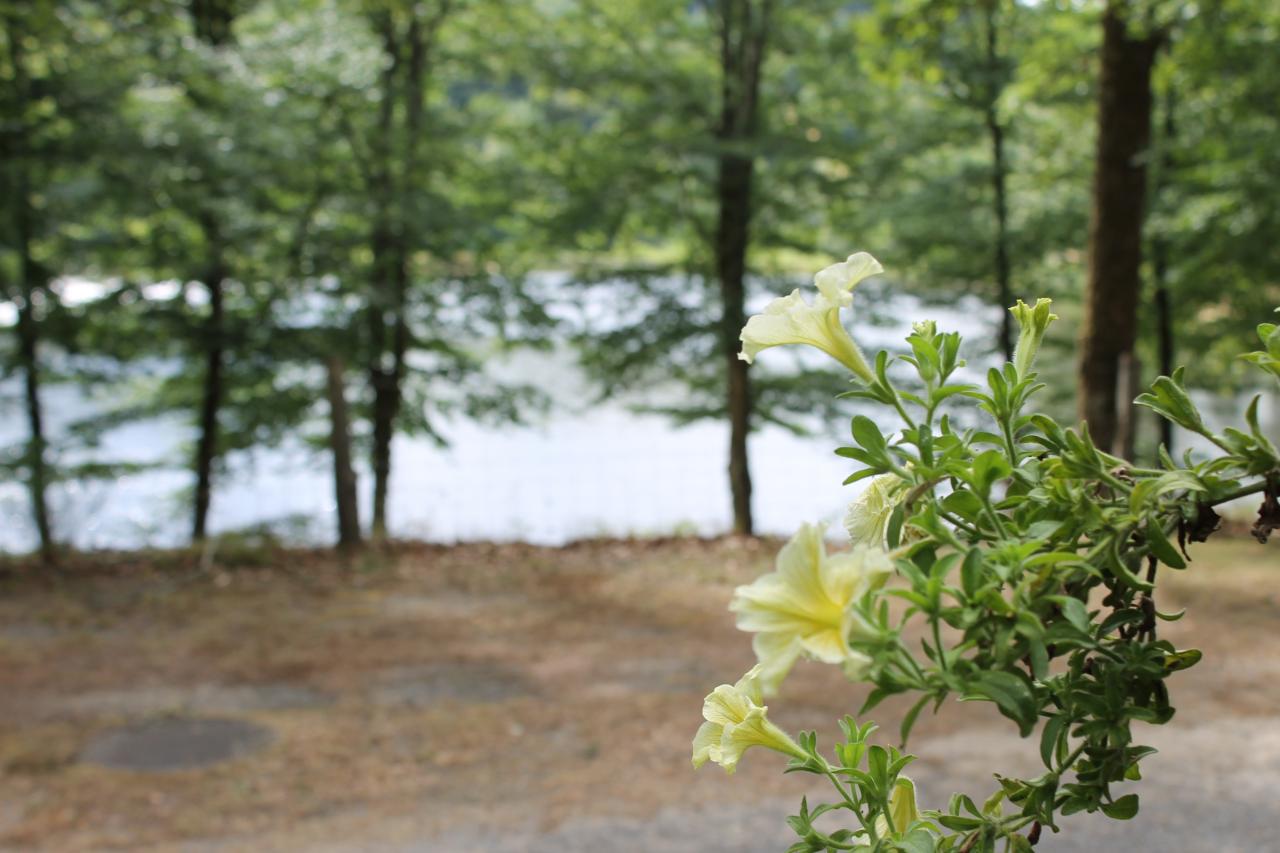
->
326 357 362 549
1151 72 1176 454
365 7 440 541
15 252 54 563
192 224 226 542
190 258 226 537
983 2 1013 361
6 12 54 562
185 0 235 542
1152 264 1174 449
1077 2 1162 455
714 0 770 536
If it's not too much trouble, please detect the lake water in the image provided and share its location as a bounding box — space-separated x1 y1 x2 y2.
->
0 287 1260 554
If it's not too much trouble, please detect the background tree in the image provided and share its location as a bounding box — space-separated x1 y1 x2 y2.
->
1078 0 1163 456
0 1 141 560
519 0 876 536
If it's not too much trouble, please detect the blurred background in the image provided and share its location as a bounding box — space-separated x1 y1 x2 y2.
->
1 1 1279 851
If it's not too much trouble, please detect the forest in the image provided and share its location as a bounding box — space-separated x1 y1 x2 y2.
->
1 0 1276 560
5 3 1280 852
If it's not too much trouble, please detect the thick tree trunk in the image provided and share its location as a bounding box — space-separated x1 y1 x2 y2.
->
983 3 1013 361
326 357 362 549
192 234 226 542
718 153 755 536
1077 3 1161 455
714 0 770 536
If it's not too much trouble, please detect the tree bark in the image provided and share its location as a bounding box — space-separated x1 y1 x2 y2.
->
366 6 441 541
326 357 362 549
714 0 770 536
1151 72 1176 454
1078 2 1162 456
189 0 236 46
5 11 55 562
983 2 1014 362
15 226 54 563
192 220 226 542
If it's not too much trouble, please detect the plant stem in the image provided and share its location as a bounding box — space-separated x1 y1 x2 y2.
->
1208 478 1268 506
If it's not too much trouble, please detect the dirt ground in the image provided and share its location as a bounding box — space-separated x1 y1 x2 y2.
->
1 535 1278 852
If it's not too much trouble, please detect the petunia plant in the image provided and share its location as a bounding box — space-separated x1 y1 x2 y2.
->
694 253 1280 852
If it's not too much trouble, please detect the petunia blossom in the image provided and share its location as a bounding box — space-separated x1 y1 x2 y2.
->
692 665 805 774
730 523 894 694
738 252 883 382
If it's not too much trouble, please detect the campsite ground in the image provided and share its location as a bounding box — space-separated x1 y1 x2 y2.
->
1 536 1277 851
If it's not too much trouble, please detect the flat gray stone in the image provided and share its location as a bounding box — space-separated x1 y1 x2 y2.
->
6 682 332 723
372 662 534 707
81 716 273 771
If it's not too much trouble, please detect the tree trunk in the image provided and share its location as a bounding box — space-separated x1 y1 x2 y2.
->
326 357 362 549
189 0 235 46
191 228 226 542
718 153 755 536
714 0 770 536
365 7 440 541
15 251 54 563
1077 2 1161 456
983 2 1013 362
6 11 54 563
1152 262 1174 451
368 357 399 541
1151 71 1176 454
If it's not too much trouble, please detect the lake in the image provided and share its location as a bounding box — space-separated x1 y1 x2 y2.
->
1 286 1258 553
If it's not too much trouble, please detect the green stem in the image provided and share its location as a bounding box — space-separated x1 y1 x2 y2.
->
1208 478 1268 506
932 616 948 673
939 510 982 539
981 495 1009 538
818 760 866 833
1002 421 1019 466
892 394 917 431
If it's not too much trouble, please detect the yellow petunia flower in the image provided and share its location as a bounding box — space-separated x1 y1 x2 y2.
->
844 473 909 549
738 252 883 383
730 523 894 694
692 665 806 774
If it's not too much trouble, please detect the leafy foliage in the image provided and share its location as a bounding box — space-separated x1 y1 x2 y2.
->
699 296 1280 851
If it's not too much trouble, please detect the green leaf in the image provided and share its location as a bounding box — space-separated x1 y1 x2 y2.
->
1039 714 1066 768
1145 517 1187 569
900 694 931 746
960 548 984 597
1101 794 1140 820
1163 648 1203 672
963 671 1038 736
1135 374 1213 438
1052 596 1091 634
852 415 889 454
897 828 937 853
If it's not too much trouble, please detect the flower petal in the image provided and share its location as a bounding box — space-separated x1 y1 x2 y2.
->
751 631 804 695
692 720 723 768
813 252 884 305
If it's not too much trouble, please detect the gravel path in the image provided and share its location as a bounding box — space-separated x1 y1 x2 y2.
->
407 718 1277 853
